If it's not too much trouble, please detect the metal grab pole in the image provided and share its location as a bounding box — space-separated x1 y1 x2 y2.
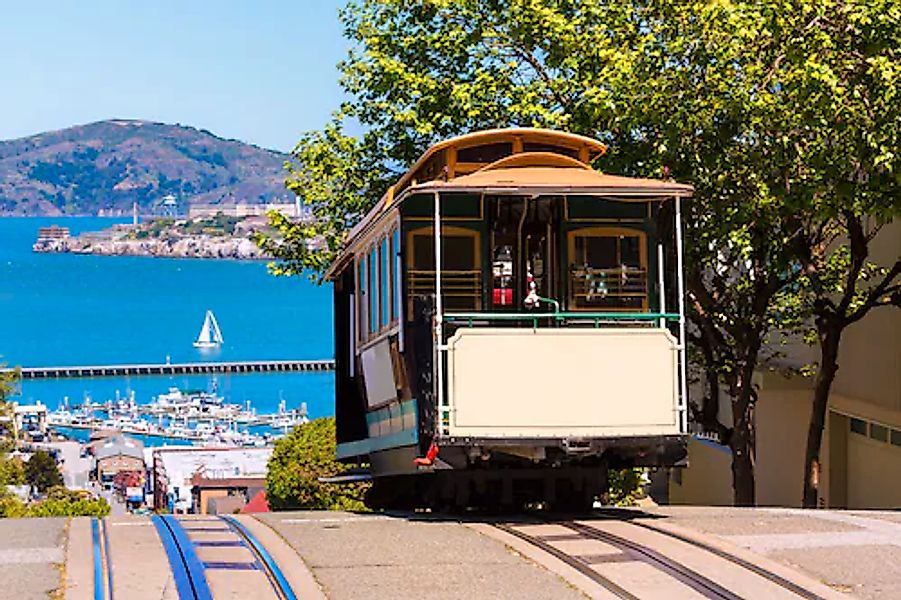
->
657 243 666 328
674 196 688 433
433 191 445 435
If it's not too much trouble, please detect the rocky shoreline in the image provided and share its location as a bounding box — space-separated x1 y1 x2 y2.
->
33 234 270 260
32 216 276 260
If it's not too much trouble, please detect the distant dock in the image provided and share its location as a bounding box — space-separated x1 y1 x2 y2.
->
5 359 335 380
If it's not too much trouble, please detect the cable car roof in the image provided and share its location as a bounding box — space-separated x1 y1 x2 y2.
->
412 152 694 198
328 130 693 278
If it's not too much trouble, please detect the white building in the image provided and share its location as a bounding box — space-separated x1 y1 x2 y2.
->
151 446 272 513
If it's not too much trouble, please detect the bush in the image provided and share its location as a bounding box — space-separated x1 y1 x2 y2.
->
24 487 110 517
25 450 63 493
0 455 25 486
266 417 368 511
605 468 646 507
0 487 110 518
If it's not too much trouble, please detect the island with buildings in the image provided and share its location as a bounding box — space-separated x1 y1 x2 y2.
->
32 202 311 260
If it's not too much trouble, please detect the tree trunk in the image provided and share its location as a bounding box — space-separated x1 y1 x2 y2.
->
802 322 842 508
730 405 756 506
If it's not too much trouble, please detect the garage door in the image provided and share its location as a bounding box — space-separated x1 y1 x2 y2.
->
846 416 901 509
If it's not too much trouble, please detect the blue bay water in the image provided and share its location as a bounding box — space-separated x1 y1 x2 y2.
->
0 217 335 432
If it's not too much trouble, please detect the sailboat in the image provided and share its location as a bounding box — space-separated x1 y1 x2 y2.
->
193 310 224 349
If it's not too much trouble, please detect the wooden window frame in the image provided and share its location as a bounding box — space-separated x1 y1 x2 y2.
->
406 225 482 313
566 226 648 312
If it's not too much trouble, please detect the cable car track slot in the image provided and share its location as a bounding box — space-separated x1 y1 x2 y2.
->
619 519 826 600
492 522 639 600
564 521 743 600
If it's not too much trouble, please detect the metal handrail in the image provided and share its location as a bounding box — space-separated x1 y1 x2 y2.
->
442 311 679 322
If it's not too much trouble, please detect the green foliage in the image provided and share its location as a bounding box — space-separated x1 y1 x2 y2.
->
0 455 25 487
0 365 18 403
266 417 368 511
0 366 18 441
25 450 63 493
605 469 645 507
25 487 110 518
0 487 110 519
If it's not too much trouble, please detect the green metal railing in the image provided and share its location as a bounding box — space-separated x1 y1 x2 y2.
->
442 311 680 328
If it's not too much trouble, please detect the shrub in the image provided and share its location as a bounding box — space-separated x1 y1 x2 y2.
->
25 450 63 493
0 487 110 518
266 417 368 511
0 455 25 486
605 468 646 507
25 487 110 517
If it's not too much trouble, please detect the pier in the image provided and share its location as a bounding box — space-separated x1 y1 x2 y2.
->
4 359 334 380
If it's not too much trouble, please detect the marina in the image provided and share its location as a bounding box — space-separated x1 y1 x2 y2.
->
43 387 310 447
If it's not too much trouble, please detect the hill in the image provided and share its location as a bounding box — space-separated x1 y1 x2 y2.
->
0 119 290 215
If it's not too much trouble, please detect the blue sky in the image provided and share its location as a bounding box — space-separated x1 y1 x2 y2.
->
0 1 348 152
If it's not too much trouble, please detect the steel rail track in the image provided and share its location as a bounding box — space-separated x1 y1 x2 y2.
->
90 517 113 600
564 521 743 600
494 517 824 600
492 522 639 600
619 518 826 600
151 515 214 600
220 516 298 600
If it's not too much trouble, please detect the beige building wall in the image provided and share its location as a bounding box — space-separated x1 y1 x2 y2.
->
670 220 899 508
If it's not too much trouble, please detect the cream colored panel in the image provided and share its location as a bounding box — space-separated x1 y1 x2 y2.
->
361 339 396 408
847 432 901 509
447 328 679 437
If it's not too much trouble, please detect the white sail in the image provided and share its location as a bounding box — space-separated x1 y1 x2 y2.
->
193 310 223 348
208 311 224 344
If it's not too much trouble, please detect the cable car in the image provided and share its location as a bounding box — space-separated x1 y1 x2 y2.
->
326 128 692 510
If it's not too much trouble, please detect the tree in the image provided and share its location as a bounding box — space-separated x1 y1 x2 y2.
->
787 2 901 505
266 417 368 510
0 454 25 487
0 366 19 441
267 0 898 505
25 450 63 494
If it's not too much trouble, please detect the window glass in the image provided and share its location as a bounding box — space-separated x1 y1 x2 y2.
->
870 423 888 442
358 256 367 340
407 227 481 311
369 247 378 334
850 418 867 435
392 229 400 321
457 142 512 163
569 228 647 310
381 237 390 328
891 429 901 447
413 234 434 270
620 236 641 268
522 142 579 158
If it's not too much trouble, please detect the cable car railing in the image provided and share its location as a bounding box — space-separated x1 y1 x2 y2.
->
441 311 679 328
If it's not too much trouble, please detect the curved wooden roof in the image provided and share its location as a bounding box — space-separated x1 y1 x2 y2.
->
414 152 694 198
334 130 692 274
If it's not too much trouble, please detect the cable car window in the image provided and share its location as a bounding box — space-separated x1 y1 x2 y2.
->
407 226 481 312
457 142 513 164
369 246 378 334
522 142 579 158
380 236 390 329
568 227 647 311
357 255 368 341
392 228 401 321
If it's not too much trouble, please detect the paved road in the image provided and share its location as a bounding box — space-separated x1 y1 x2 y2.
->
640 506 901 600
2 506 897 599
0 517 66 600
257 512 584 600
